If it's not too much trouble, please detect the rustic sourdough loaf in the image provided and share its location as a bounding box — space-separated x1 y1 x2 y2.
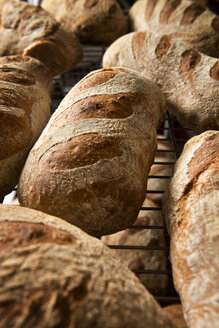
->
102 198 168 296
0 55 52 201
18 67 166 237
129 0 219 57
41 0 128 45
163 130 219 328
102 30 219 132
0 0 83 76
0 204 178 328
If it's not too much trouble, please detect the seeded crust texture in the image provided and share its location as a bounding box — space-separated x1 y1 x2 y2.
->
0 204 177 328
18 67 166 237
41 0 128 45
102 31 219 132
163 131 219 328
0 55 52 200
0 0 83 76
129 0 219 58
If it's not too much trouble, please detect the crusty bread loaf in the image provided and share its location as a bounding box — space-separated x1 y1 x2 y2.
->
18 67 166 237
0 204 177 328
0 0 83 76
129 0 219 58
147 135 175 205
41 0 128 45
0 55 52 201
163 304 187 328
102 198 168 296
163 130 219 328
102 31 219 132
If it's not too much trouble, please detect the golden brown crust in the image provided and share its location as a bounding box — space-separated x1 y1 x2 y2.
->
70 69 119 96
0 55 52 199
210 61 219 81
42 0 128 45
51 94 134 127
159 0 182 24
129 0 219 57
0 0 83 76
18 68 166 237
102 31 219 132
163 131 219 328
155 35 172 61
39 134 122 170
145 0 158 22
180 2 205 25
0 221 76 252
179 49 202 85
132 31 147 60
0 205 177 328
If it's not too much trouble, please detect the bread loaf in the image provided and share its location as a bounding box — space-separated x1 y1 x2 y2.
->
163 304 187 328
129 0 219 57
102 31 219 132
41 0 128 45
18 67 166 237
0 55 52 201
147 135 175 205
163 130 219 328
102 198 168 296
0 0 83 76
0 204 177 328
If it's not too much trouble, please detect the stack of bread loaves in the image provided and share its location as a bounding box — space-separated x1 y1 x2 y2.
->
0 1 218 327
0 0 83 76
41 0 128 45
103 0 219 132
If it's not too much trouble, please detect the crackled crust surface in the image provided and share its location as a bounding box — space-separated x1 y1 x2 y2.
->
129 0 219 57
0 205 177 328
0 55 52 200
41 0 128 45
163 131 219 328
102 31 219 132
18 68 166 237
0 0 83 75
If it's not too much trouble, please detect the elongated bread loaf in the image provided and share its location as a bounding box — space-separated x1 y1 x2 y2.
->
102 198 168 296
18 68 166 237
163 130 219 328
0 0 83 76
41 0 128 45
0 55 52 201
102 31 219 132
129 0 219 57
0 204 177 328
